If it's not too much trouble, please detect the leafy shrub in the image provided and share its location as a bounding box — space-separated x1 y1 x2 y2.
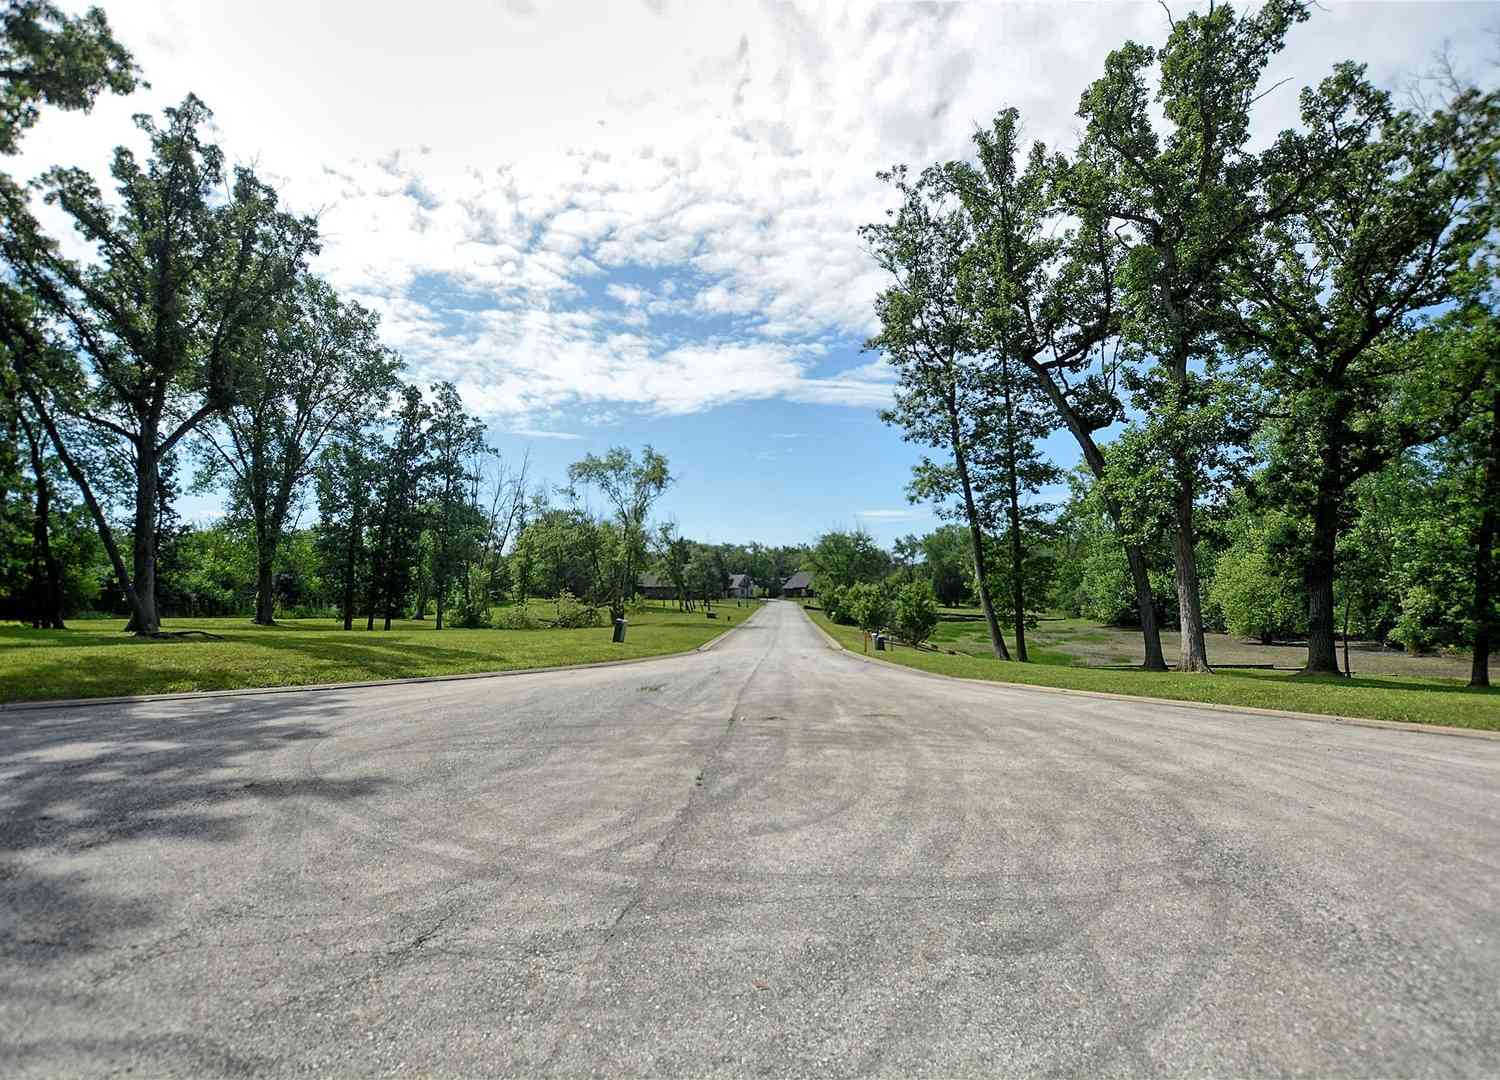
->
1208 540 1302 644
821 584 852 625
844 581 891 635
452 569 494 628
1391 586 1447 655
553 590 603 628
493 604 540 630
892 581 938 645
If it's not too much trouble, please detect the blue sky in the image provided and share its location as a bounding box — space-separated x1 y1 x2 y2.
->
30 0 1500 548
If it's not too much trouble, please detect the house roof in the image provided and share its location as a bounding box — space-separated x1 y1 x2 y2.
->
637 572 671 589
782 570 812 590
728 573 751 588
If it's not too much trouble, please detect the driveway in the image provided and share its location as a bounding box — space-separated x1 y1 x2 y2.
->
3 600 1497 1076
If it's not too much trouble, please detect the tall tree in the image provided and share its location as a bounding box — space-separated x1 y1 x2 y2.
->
1062 0 1312 670
1464 322 1500 690
203 275 398 625
0 0 136 627
1229 66 1496 674
973 353 1062 662
950 109 1168 670
655 521 693 610
16 409 64 626
806 528 893 595
314 427 377 631
367 384 430 630
949 108 1167 666
425 381 488 630
3 96 317 634
862 164 1012 660
566 445 671 621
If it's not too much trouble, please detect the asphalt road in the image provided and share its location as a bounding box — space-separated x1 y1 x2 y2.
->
3 600 1498 1078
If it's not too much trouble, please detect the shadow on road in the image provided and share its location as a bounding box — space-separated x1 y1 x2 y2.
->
0 693 383 981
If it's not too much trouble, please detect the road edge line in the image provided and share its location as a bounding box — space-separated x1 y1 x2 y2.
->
800 606 1500 743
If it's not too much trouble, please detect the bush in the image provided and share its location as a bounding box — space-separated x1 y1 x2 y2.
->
892 581 938 645
452 569 494 628
844 581 891 635
493 604 540 630
553 590 603 628
1208 542 1302 644
1391 586 1449 655
821 584 852 625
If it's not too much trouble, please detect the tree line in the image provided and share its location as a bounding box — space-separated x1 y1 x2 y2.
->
861 0 1500 687
0 4 817 634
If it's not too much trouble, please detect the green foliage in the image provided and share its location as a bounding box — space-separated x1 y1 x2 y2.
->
367 385 431 627
452 568 494 629
917 525 973 606
4 94 317 633
844 581 892 635
566 445 671 618
1388 515 1474 654
892 581 938 645
0 1 139 155
552 590 602 629
1208 514 1304 643
807 528 890 595
202 273 399 623
492 603 540 630
425 381 491 629
820 584 850 625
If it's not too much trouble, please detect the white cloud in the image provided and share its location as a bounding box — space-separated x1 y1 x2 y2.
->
26 1 1499 425
506 428 584 441
855 509 919 521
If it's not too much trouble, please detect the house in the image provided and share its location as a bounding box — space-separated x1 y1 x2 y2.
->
727 573 753 599
636 572 678 601
781 570 814 598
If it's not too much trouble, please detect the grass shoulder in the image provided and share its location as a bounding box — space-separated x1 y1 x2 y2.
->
804 606 1500 731
0 598 745 704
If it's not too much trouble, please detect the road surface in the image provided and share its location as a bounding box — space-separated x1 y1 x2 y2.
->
3 600 1498 1077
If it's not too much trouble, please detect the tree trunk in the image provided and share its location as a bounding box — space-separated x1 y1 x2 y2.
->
1122 544 1168 671
1024 359 1167 670
23 386 148 632
253 550 276 625
19 417 65 629
1171 458 1211 672
413 571 429 620
131 439 162 635
948 399 1010 661
1001 377 1029 662
1302 434 1344 676
1471 386 1499 689
435 573 445 630
341 510 359 631
1008 518 1027 662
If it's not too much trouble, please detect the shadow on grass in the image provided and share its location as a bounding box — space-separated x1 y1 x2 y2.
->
1208 667 1497 697
0 637 519 702
0 692 386 992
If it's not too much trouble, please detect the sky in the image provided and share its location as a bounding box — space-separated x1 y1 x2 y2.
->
24 0 1500 547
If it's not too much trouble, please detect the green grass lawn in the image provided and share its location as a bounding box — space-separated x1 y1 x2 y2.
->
0 599 741 704
806 607 1500 731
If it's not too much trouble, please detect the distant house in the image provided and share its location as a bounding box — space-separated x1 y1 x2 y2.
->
637 572 678 601
781 570 814 598
727 573 753 599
